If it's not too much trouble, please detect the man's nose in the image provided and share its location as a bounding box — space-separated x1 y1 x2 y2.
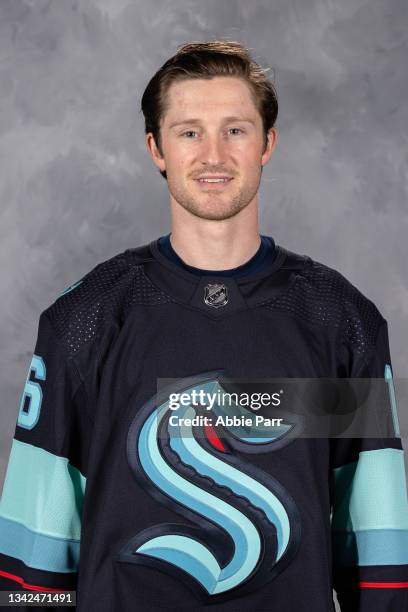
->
200 135 228 166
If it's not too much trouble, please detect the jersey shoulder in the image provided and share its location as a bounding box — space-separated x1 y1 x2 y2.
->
41 244 171 359
273 247 386 359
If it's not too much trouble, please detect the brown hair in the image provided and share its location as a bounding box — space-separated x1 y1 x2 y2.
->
140 40 278 180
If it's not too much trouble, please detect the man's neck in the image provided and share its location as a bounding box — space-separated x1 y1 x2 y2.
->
169 232 262 271
168 194 261 270
158 233 277 277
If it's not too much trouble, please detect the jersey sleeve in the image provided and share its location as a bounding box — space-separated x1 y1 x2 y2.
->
330 319 408 610
0 310 87 594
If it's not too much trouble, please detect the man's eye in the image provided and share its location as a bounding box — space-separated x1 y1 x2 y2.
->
182 131 198 138
229 128 243 135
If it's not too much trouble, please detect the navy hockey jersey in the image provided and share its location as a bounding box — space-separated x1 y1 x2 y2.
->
1 238 407 611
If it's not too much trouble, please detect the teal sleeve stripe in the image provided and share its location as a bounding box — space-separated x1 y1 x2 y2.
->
332 529 408 566
0 516 79 573
0 439 86 540
331 448 408 532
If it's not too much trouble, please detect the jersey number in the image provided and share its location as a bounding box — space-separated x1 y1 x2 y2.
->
17 354 46 430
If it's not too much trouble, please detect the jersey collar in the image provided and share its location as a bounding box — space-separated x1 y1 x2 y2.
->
126 238 308 318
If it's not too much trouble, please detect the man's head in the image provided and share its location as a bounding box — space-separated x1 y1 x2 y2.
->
141 41 278 221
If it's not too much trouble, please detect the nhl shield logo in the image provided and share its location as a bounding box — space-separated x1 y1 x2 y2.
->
204 283 228 308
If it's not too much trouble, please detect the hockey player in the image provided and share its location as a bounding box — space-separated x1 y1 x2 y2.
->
1 40 407 611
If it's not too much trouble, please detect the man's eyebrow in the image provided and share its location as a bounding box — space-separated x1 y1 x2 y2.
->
168 116 256 129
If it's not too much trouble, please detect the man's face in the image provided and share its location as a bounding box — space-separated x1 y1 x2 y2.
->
147 76 277 221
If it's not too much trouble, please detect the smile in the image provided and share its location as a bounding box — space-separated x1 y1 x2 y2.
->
195 178 233 187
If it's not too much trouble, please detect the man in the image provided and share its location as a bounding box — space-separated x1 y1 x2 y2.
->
0 41 407 611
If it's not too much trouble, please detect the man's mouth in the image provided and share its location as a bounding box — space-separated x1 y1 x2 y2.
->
194 177 233 186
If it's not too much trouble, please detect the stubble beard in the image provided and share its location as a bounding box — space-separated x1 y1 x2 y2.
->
168 171 262 221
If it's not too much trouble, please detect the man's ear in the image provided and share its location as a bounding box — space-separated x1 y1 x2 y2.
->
146 132 166 174
261 127 278 166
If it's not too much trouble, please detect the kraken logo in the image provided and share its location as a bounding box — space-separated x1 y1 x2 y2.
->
117 372 302 603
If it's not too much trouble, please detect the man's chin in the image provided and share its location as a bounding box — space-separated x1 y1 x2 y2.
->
169 187 249 220
184 204 245 221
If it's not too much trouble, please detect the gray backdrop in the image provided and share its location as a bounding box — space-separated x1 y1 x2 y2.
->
1 1 407 608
